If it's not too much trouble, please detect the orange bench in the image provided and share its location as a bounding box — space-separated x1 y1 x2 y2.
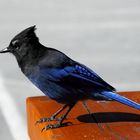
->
27 91 140 140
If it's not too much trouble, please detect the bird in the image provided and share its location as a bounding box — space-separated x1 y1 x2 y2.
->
1 26 140 131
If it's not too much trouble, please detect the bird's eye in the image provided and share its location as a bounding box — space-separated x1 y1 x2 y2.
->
12 40 19 49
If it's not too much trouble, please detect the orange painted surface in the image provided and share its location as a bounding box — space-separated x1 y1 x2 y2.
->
27 91 140 140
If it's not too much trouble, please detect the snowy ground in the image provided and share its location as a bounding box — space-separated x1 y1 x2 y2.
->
0 0 140 139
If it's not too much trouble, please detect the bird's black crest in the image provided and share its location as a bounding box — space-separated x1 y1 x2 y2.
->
12 25 38 42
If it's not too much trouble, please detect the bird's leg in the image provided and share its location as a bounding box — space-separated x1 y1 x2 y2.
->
49 104 68 121
41 104 75 131
36 104 68 124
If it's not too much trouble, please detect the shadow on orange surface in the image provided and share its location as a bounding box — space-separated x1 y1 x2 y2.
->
27 91 140 140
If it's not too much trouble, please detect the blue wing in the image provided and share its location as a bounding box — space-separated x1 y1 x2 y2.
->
40 63 116 91
38 62 140 110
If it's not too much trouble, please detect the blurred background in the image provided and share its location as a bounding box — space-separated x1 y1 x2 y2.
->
0 0 140 139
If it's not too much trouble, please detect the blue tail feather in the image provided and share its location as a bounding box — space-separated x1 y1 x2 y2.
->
101 91 140 110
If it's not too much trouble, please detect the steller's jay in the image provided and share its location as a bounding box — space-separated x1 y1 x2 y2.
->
1 26 140 131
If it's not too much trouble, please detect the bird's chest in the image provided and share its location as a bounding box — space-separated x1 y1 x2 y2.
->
24 66 47 88
24 66 57 94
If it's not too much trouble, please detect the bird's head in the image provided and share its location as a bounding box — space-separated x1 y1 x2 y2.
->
0 26 39 60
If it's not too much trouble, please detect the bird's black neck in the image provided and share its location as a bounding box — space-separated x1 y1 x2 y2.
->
17 43 47 72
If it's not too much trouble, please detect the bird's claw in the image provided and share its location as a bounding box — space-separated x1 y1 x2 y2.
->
41 124 60 132
41 121 72 132
35 117 53 125
35 117 62 125
35 118 49 125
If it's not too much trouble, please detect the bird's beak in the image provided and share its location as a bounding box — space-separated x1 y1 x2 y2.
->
0 47 10 53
